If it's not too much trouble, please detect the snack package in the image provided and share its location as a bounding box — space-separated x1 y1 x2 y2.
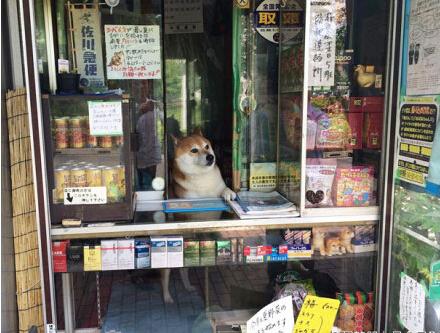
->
275 280 317 317
333 166 374 207
336 292 375 332
316 114 352 149
305 159 337 207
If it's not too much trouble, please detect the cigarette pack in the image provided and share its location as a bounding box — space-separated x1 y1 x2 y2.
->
200 240 216 266
244 246 265 263
101 240 118 271
66 244 84 272
217 240 232 265
151 236 168 268
167 235 183 268
52 240 69 273
84 245 102 271
265 245 288 262
117 239 134 270
135 237 150 268
184 241 200 267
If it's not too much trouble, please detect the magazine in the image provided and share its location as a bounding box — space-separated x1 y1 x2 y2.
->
163 198 228 213
229 200 299 219
235 191 296 213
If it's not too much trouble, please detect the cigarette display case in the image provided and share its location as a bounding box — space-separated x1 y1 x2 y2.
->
42 94 134 223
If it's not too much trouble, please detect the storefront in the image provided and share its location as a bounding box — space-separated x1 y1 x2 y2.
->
8 0 439 332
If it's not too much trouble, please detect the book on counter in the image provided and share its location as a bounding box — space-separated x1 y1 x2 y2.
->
235 190 297 214
163 198 228 213
229 200 299 219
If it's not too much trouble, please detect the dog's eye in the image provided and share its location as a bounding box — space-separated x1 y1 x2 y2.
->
190 148 198 153
205 145 209 149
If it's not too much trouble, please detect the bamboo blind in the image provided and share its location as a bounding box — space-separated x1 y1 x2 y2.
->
6 87 44 333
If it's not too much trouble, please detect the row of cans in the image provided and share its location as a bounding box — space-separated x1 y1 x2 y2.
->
54 116 123 149
55 164 126 202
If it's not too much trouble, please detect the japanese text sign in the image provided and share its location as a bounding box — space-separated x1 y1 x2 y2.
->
293 295 339 333
71 7 105 87
399 273 426 332
247 296 294 333
105 25 161 79
309 1 336 87
88 100 123 136
64 187 107 205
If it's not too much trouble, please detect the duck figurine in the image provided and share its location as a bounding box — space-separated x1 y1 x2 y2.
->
354 64 376 88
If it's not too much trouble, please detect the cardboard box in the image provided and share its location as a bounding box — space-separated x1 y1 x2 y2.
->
200 240 216 266
66 244 84 272
287 243 312 259
101 240 118 271
84 245 102 271
184 241 200 267
135 237 150 268
346 112 363 150
52 240 69 273
167 235 183 268
117 239 134 270
217 240 232 265
150 236 167 268
353 225 377 253
363 112 383 149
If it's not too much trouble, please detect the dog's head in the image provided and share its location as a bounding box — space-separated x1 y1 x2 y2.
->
170 127 216 175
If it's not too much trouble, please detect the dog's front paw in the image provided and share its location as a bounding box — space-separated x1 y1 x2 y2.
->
221 187 236 201
163 292 174 304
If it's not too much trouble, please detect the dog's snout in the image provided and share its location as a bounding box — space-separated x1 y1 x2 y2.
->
206 154 214 162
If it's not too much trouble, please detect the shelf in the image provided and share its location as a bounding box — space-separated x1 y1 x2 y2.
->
54 147 121 156
50 203 379 240
395 225 440 251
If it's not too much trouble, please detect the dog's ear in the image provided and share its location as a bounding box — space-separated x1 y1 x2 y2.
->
193 126 203 137
169 133 180 146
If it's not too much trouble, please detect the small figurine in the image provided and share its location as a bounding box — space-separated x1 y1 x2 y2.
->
325 237 342 256
338 227 355 253
311 227 326 255
354 65 376 88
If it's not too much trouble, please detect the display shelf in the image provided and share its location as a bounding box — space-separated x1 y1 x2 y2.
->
54 148 121 156
51 206 379 240
395 225 440 251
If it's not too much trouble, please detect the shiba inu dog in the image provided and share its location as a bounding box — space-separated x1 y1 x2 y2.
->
108 51 125 67
169 127 236 201
160 128 236 303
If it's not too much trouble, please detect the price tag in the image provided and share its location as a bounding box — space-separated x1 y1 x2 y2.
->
88 100 123 136
247 296 294 333
293 295 340 333
63 187 107 205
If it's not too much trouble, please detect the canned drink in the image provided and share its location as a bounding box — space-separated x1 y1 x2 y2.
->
114 135 124 147
116 165 126 197
55 167 71 201
102 167 121 201
54 117 69 149
86 167 102 187
83 117 98 148
100 135 113 148
70 168 87 187
70 117 84 148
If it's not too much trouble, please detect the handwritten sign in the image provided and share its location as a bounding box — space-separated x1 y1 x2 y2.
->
71 7 105 87
399 274 425 332
105 25 161 80
63 187 107 205
88 101 123 136
247 296 294 333
293 295 339 333
309 1 336 87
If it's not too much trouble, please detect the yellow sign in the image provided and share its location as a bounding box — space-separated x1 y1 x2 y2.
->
84 246 102 271
236 0 250 9
293 295 340 333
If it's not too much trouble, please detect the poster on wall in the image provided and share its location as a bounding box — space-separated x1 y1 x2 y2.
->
396 96 439 188
405 0 440 96
399 273 426 333
308 1 336 87
105 25 161 80
71 7 105 87
164 0 203 34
